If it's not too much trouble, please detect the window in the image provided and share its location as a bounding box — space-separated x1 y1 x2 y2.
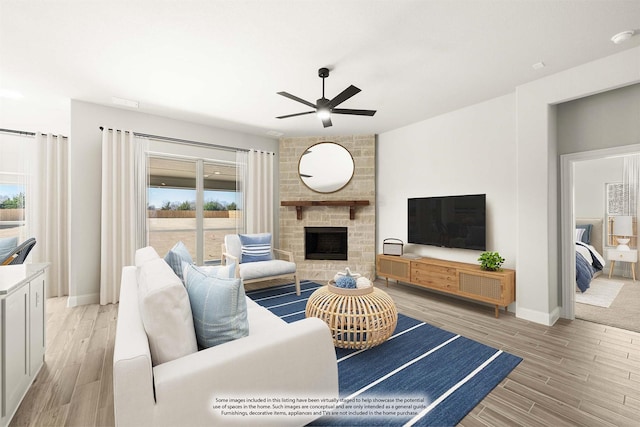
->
605 182 637 248
0 131 31 243
146 154 243 265
0 180 26 241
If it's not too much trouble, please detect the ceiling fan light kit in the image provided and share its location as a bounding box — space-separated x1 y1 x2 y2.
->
277 67 376 128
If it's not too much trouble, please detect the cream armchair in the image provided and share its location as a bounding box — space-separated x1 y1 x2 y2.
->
222 234 301 295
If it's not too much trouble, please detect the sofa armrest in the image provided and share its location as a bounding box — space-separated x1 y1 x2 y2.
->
152 317 338 426
113 266 156 427
272 248 294 262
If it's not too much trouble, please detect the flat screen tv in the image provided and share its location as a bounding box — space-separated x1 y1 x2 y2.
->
408 194 486 251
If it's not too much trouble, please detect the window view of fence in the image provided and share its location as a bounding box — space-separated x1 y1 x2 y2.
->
0 183 26 241
147 156 242 264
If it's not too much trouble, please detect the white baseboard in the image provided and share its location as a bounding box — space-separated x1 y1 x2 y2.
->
516 304 560 326
67 292 99 307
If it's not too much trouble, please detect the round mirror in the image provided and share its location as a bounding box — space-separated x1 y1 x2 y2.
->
298 142 354 193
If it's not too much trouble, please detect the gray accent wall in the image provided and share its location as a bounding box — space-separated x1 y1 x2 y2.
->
557 83 640 155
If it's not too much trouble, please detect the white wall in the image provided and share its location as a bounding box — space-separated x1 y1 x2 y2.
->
574 158 623 219
377 46 640 326
377 93 517 269
517 47 639 325
68 100 278 305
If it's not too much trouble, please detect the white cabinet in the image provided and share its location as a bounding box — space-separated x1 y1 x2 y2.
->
29 277 45 375
3 285 29 419
607 249 637 280
0 263 48 427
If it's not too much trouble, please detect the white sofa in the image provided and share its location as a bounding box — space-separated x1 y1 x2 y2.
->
113 251 339 427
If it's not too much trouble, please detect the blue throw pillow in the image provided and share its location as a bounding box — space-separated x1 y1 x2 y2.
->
0 237 18 261
164 241 194 282
576 224 592 244
182 262 236 283
184 272 249 349
238 233 273 263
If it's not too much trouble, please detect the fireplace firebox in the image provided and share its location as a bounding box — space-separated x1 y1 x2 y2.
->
305 227 348 260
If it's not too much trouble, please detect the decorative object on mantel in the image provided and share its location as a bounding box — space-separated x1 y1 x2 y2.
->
478 251 505 271
281 200 369 220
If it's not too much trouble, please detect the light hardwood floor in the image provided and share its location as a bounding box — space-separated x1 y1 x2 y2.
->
10 279 640 426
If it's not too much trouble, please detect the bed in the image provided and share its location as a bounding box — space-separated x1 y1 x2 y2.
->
575 218 606 293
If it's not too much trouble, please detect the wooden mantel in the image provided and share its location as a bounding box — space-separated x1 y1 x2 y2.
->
281 200 370 220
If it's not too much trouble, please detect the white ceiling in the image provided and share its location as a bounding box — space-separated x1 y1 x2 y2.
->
1 0 639 138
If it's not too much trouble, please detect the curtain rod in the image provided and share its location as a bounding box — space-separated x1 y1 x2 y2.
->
99 126 275 154
0 128 65 138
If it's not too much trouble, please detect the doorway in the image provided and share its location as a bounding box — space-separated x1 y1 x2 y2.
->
560 144 640 332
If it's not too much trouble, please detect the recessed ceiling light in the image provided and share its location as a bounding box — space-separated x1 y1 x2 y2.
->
214 171 221 175
112 96 139 108
0 89 24 99
611 30 635 44
266 130 284 137
532 61 546 70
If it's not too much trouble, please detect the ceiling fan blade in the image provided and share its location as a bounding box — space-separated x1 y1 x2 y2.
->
276 111 315 119
321 116 333 128
332 108 377 116
327 85 361 109
277 91 317 109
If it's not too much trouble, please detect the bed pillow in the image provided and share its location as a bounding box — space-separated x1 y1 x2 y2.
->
239 233 273 263
164 241 194 281
0 237 18 261
576 224 592 244
575 228 585 242
185 271 249 349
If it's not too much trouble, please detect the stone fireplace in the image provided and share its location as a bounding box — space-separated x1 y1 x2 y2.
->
279 135 376 282
305 227 348 260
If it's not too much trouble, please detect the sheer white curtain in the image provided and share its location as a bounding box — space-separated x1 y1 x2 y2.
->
31 133 70 297
100 129 147 305
623 155 640 277
245 149 274 234
623 155 640 218
236 150 248 232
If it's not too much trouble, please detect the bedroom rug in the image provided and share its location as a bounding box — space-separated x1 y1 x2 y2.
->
575 278 624 308
246 281 522 427
575 278 640 333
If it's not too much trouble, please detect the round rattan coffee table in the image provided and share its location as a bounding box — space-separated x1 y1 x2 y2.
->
305 283 398 349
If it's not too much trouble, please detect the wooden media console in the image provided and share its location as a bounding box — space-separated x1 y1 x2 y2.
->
376 254 515 318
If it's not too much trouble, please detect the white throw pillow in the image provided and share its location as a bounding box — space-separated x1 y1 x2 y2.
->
138 257 198 366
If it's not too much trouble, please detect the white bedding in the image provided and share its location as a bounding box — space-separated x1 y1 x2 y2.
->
576 241 606 268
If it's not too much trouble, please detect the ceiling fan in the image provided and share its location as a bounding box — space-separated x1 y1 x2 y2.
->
276 67 376 128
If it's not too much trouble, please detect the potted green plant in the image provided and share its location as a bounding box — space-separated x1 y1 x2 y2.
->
478 251 505 271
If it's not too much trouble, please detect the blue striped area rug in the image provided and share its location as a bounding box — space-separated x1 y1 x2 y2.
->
246 281 522 427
